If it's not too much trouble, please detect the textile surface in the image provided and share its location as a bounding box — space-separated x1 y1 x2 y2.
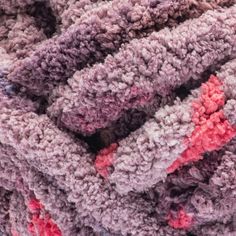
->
0 0 236 235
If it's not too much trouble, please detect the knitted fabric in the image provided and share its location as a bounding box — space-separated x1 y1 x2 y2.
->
0 1 236 236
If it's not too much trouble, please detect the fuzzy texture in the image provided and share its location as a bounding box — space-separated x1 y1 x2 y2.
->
9 191 30 236
0 95 86 235
104 100 195 192
0 134 95 236
0 63 86 235
147 147 236 234
224 99 236 126
167 75 236 173
219 59 236 125
27 198 62 236
8 0 235 96
48 5 236 135
100 72 236 194
0 94 161 235
0 188 11 235
57 0 107 30
88 94 175 150
1 1 236 236
0 14 46 59
0 0 35 14
0 47 13 74
192 151 236 226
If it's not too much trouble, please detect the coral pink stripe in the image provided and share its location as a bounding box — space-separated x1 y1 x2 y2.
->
95 143 118 178
167 75 236 173
168 209 193 229
27 199 62 236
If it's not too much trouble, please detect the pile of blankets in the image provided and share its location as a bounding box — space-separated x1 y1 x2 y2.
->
0 0 236 235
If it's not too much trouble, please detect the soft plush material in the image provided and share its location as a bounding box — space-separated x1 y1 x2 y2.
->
0 0 236 235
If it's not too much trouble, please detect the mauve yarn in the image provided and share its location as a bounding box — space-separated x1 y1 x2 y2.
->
0 1 236 235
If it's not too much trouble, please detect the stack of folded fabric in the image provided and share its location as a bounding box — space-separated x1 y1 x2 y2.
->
0 0 236 235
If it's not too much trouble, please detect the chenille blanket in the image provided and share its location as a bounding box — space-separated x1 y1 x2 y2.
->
0 0 236 235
